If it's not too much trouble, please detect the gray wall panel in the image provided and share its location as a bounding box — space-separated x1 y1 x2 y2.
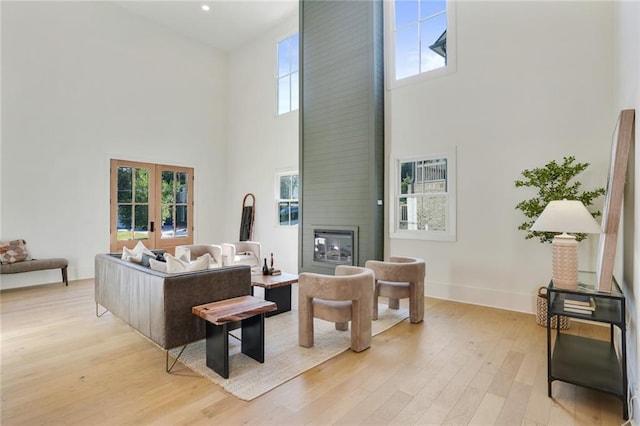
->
299 0 384 273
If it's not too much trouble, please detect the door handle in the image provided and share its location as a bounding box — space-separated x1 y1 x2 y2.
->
150 221 155 232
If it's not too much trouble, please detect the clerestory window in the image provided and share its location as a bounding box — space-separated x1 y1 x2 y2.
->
277 33 299 115
390 0 454 82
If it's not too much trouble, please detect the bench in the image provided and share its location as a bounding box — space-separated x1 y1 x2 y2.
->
0 258 69 286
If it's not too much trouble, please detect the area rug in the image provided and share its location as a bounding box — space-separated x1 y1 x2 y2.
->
171 305 409 401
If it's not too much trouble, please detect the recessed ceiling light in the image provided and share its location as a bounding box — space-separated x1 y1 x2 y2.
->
201 4 211 12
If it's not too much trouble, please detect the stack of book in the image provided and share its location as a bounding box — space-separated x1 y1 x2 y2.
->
563 294 596 314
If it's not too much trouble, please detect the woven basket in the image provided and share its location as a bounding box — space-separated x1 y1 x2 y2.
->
536 286 570 329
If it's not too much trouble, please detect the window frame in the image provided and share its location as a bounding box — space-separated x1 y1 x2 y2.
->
384 0 456 89
390 149 457 241
276 171 299 227
276 32 299 116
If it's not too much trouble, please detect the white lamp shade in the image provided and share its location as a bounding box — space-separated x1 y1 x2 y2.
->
530 200 601 234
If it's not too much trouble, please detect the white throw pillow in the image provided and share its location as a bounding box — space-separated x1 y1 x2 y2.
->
149 258 167 273
165 253 210 273
121 241 155 263
121 246 142 263
133 241 155 257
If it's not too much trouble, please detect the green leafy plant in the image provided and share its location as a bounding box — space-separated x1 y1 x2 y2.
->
515 156 605 243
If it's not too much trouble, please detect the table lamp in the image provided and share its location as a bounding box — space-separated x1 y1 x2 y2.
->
530 199 601 289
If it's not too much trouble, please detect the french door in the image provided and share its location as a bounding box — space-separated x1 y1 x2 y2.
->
110 159 194 254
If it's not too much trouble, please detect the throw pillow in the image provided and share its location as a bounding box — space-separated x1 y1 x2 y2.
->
141 253 155 267
121 246 142 263
149 258 167 273
133 241 155 257
164 253 210 273
0 239 32 264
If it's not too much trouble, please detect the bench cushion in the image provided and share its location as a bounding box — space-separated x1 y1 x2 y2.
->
0 258 68 274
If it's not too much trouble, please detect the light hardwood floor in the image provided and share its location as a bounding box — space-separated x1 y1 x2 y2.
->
1 279 625 425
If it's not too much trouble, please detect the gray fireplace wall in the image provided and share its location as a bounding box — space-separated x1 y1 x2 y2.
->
298 0 384 274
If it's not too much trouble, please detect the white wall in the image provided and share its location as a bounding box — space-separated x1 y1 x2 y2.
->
1 2 229 289
387 1 614 312
614 0 640 411
226 14 299 273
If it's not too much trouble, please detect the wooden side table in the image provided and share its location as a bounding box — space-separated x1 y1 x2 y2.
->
251 272 298 317
192 296 277 379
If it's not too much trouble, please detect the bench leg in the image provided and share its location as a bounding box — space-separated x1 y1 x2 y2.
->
61 266 68 286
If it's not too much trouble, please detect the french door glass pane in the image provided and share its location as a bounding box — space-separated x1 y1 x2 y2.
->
134 205 149 238
117 167 132 203
117 205 133 241
176 205 188 237
135 168 149 203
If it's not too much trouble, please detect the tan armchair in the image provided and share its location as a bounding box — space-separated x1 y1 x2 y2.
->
221 241 261 268
175 244 223 268
365 256 425 324
298 265 374 352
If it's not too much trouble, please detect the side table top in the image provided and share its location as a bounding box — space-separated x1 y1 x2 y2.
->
192 295 277 325
251 272 299 289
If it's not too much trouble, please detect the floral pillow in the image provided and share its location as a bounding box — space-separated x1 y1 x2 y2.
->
0 239 32 264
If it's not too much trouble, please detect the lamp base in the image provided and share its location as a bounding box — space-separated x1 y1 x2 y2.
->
552 233 578 289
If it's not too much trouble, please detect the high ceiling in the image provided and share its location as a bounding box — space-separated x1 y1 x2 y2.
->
115 1 298 52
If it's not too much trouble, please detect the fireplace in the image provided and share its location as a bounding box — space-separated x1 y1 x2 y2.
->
313 227 358 267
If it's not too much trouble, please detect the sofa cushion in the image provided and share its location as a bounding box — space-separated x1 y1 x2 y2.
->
149 258 167 272
165 253 211 273
0 239 32 264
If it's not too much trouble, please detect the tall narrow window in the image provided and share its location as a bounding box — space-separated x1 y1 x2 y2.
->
393 0 450 81
277 172 299 226
392 151 456 241
277 33 299 115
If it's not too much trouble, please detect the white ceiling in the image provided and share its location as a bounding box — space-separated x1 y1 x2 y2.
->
115 0 298 52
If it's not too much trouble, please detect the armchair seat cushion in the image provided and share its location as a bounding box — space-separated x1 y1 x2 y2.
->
313 299 352 323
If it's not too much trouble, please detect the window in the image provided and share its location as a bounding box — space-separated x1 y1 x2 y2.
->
391 0 453 81
277 33 299 115
110 159 194 252
277 172 299 226
392 150 456 241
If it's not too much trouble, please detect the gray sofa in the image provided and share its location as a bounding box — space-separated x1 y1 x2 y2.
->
94 253 251 350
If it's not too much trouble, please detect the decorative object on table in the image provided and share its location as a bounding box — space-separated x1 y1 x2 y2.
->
530 199 601 289
262 258 270 275
563 294 596 315
515 156 605 243
596 109 635 292
536 287 570 329
270 252 274 269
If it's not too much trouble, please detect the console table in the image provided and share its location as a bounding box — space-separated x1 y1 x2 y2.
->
546 272 627 419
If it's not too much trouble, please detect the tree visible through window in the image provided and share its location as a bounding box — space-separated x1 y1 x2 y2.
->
277 33 299 115
278 172 299 226
394 0 448 80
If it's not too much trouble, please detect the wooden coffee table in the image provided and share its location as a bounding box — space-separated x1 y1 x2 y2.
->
192 296 276 379
251 272 298 317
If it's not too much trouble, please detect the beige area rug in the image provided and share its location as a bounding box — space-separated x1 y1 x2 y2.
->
171 304 409 401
